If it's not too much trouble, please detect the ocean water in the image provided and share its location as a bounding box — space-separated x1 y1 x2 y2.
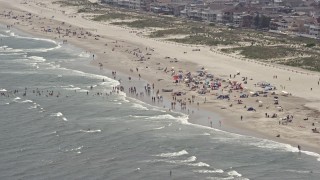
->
1 26 320 180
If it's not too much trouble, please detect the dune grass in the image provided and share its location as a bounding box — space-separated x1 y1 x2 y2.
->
111 18 173 28
93 13 133 21
280 57 320 71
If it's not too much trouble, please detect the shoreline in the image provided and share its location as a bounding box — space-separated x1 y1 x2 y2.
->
1 0 320 155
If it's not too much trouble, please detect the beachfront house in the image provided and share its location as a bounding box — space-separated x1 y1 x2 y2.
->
102 0 148 10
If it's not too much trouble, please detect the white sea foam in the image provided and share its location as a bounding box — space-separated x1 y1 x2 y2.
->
206 177 234 180
129 115 149 118
64 86 81 91
187 162 210 167
71 69 118 85
150 108 166 112
155 150 188 157
175 115 191 125
194 169 224 174
0 88 7 92
146 114 177 120
51 112 67 121
23 44 61 53
34 43 61 52
65 146 83 152
14 97 21 100
15 34 58 45
147 155 199 166
0 33 8 37
51 112 63 117
284 169 313 174
79 51 91 58
28 56 46 62
153 126 165 130
127 96 167 111
0 48 23 53
28 104 39 109
227 170 242 177
247 138 320 161
181 156 197 163
132 103 149 110
0 52 26 56
156 156 198 164
202 133 211 136
100 81 120 88
21 100 33 103
80 129 101 133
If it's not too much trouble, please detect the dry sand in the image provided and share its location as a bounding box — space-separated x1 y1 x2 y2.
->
1 0 320 153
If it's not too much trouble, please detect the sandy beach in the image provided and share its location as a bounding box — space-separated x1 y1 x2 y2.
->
1 0 320 154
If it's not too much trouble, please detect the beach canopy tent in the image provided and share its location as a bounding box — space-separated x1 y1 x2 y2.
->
264 86 273 91
250 91 259 97
281 91 289 96
217 94 229 99
240 94 248 98
206 74 214 78
196 70 205 76
257 81 270 87
173 75 179 80
172 91 184 96
247 107 256 111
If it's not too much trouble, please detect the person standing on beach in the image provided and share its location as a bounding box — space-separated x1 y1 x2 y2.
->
241 115 243 121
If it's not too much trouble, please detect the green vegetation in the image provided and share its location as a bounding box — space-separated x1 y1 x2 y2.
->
288 36 318 45
305 43 316 48
223 46 298 59
78 8 106 13
111 18 173 28
149 26 206 38
93 13 133 21
53 0 91 6
149 28 189 38
280 57 320 71
168 35 233 46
